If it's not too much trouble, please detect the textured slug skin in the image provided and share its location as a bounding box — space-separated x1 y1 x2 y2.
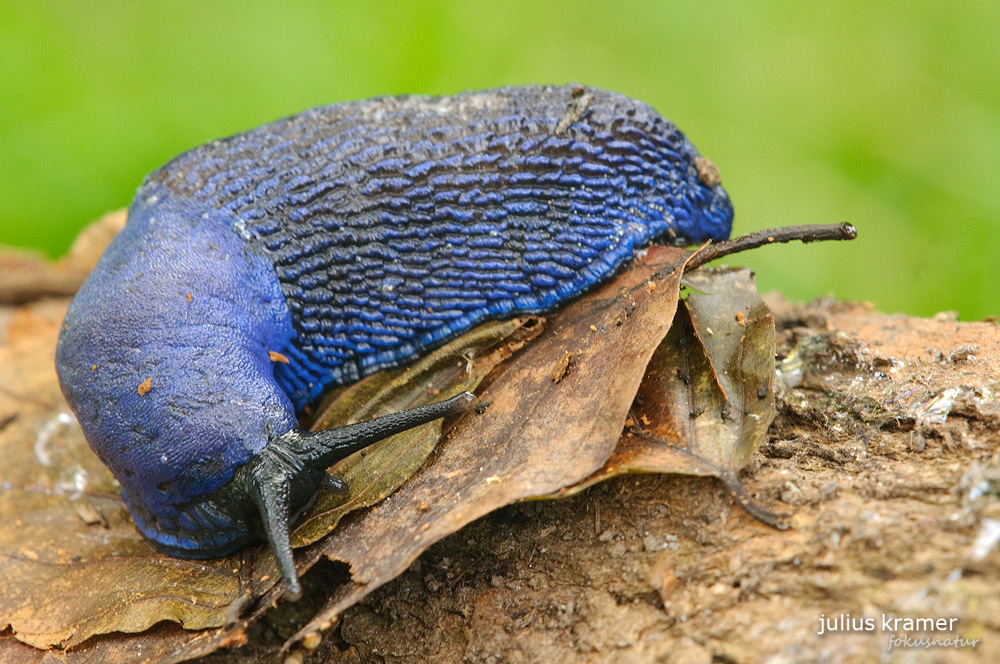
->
55 85 734 557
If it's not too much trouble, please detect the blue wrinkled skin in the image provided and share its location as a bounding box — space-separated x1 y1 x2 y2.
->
55 85 733 556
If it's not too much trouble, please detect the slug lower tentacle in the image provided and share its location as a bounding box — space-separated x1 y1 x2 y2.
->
55 84 733 596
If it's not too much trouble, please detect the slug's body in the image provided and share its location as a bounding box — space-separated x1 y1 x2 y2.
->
55 85 733 596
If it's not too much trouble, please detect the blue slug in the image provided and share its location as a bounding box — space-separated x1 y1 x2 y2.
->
55 85 733 597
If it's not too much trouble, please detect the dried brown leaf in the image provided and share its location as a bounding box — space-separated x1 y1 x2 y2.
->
683 267 776 471
550 267 780 524
0 622 247 664
282 245 694 652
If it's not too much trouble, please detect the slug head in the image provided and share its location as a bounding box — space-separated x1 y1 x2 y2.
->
56 196 294 506
210 391 476 598
55 194 477 596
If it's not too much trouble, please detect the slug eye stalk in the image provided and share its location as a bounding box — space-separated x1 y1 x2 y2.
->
239 391 476 599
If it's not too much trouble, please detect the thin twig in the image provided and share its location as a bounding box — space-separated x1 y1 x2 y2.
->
687 223 857 271
720 471 789 530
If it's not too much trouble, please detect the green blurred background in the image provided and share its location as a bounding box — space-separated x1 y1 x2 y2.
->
2 1 997 319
